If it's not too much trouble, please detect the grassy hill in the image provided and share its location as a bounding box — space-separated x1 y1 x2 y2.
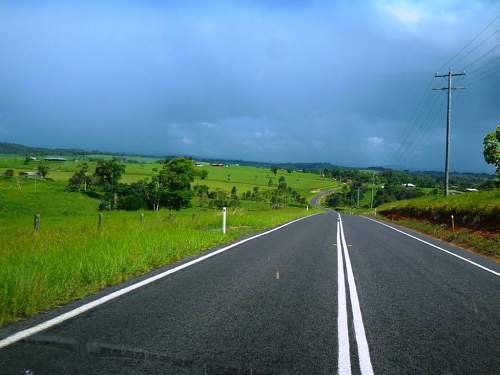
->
376 190 500 258
0 155 336 199
377 190 500 231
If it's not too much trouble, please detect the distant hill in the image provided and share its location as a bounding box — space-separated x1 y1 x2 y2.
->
0 142 89 156
0 142 494 178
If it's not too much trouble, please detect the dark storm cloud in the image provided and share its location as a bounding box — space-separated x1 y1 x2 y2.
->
0 0 498 172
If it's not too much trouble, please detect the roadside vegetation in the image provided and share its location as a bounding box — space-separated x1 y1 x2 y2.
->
0 154 332 326
320 126 499 258
376 191 499 258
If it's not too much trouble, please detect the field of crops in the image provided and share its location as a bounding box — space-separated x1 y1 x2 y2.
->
0 156 336 326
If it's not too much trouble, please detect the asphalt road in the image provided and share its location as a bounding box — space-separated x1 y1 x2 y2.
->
0 211 499 374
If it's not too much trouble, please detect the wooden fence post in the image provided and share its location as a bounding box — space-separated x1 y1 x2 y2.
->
34 214 40 232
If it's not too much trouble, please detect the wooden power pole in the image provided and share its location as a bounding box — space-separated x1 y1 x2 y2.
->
433 69 465 196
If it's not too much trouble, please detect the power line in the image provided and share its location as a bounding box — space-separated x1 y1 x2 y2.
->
452 26 500 68
438 12 500 71
389 83 435 162
398 94 445 163
390 11 499 172
462 42 500 70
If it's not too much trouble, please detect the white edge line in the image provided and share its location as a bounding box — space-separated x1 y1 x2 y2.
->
337 220 351 375
361 216 500 277
0 213 320 350
339 215 374 375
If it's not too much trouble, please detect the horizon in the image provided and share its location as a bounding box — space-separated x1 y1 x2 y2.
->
2 140 496 176
0 1 499 173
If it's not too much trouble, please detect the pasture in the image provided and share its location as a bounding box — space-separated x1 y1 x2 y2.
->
0 155 336 326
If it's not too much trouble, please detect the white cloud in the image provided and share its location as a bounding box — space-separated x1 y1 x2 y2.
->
200 122 216 128
181 136 193 145
384 2 424 24
367 136 384 146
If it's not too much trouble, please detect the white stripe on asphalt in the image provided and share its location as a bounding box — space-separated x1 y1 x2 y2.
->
337 221 351 375
339 215 374 375
361 216 500 277
0 213 320 350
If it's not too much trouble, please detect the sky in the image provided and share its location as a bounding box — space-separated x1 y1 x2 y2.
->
0 0 499 172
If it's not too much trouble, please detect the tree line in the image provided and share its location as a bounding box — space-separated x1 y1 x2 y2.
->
68 157 307 211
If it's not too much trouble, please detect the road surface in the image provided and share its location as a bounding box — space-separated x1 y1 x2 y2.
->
0 211 499 374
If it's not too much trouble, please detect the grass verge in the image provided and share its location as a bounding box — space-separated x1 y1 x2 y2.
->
374 214 499 261
376 190 500 232
0 206 317 327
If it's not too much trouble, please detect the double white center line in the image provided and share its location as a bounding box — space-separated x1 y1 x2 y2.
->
337 214 374 375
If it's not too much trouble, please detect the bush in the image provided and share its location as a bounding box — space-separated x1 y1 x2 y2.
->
118 195 147 210
3 169 14 177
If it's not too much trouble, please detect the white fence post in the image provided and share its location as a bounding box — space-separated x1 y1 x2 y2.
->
222 207 227 234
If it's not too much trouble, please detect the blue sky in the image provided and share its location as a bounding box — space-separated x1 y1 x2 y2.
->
0 0 499 172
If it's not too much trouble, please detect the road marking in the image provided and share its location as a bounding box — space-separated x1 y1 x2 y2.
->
337 221 351 375
339 215 374 375
0 213 320 350
361 216 500 277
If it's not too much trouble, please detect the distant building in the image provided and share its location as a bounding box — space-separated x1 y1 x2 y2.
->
211 163 225 167
44 157 67 162
21 171 42 178
402 183 416 188
465 188 479 192
195 163 204 167
29 156 37 161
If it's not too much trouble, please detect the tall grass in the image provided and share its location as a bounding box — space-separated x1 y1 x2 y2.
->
0 207 315 326
0 203 315 327
376 190 499 258
0 162 329 327
377 190 500 231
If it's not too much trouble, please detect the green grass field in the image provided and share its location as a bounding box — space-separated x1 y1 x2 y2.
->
376 190 500 258
0 156 335 327
0 156 336 199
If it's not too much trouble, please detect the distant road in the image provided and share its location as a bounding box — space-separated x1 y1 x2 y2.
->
0 212 499 374
309 188 336 207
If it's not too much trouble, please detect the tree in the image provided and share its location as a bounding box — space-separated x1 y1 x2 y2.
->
3 169 14 177
268 178 273 187
199 169 208 180
158 157 195 210
94 158 125 190
271 166 279 175
94 158 126 209
68 163 93 192
483 125 500 175
193 184 210 205
37 164 49 178
208 189 230 208
231 186 237 199
278 176 287 190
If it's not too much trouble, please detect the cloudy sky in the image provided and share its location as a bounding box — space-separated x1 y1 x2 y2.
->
0 0 499 172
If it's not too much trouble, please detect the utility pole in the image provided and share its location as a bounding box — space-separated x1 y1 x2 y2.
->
433 69 465 196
